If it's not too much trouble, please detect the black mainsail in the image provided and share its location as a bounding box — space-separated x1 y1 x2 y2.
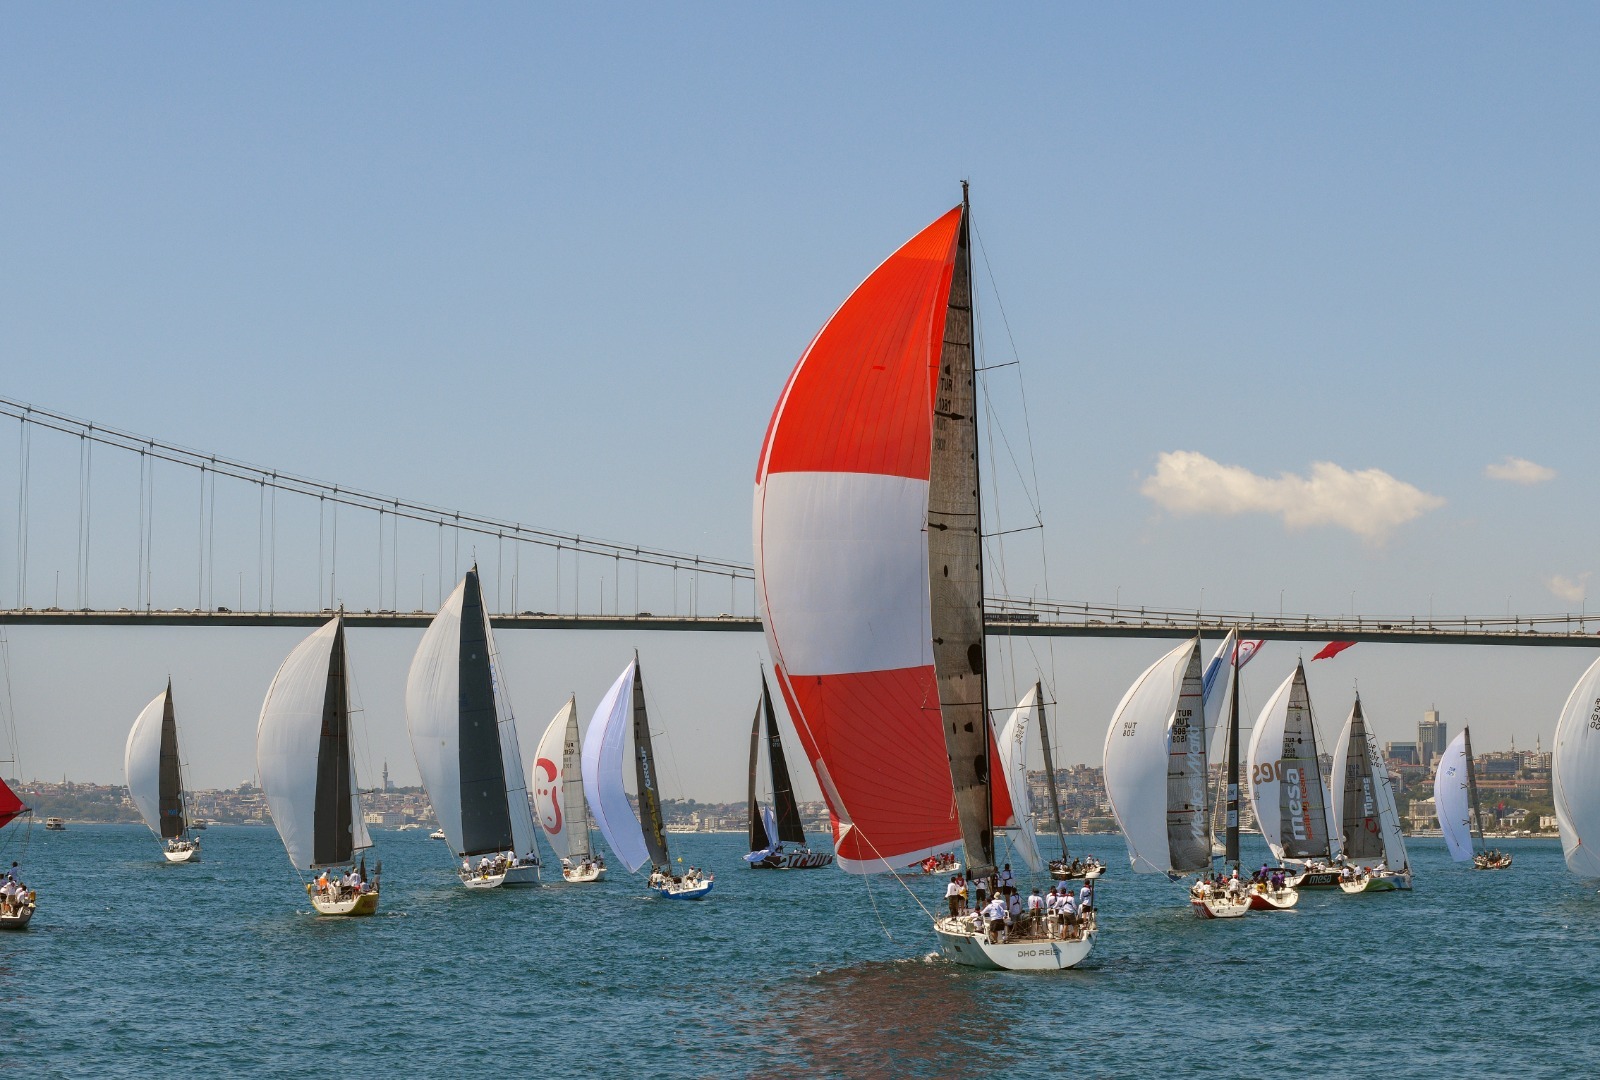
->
1339 696 1385 863
632 656 672 869
457 568 515 857
157 681 187 840
312 617 355 866
763 675 806 846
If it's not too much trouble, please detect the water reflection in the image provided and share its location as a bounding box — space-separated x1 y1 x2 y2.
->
749 958 1025 1077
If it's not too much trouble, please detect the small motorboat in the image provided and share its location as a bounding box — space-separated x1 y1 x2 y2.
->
1473 849 1513 871
43 817 65 831
428 829 447 841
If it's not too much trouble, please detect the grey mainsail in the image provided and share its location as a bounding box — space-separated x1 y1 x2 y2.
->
1340 696 1384 862
927 189 995 879
1165 643 1211 873
1036 684 1071 862
1278 663 1333 861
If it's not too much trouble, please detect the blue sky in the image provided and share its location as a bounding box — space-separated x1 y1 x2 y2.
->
2 5 1598 794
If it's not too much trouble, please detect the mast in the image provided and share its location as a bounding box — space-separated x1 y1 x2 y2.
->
1225 640 1241 868
746 691 765 853
631 654 672 869
157 680 187 840
763 674 807 845
1464 725 1485 848
1035 681 1071 862
929 182 995 879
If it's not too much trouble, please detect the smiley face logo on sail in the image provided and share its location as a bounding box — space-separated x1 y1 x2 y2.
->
532 757 562 835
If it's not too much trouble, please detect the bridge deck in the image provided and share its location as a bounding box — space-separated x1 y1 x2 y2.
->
3 608 1597 646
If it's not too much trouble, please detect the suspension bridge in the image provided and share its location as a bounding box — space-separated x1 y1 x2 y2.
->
3 396 1596 648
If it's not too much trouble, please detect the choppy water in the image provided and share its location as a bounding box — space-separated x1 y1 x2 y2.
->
3 826 1597 1077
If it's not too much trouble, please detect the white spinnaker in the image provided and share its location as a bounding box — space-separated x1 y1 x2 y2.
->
256 617 371 871
483 604 538 859
405 578 466 855
997 685 1044 873
1555 654 1600 877
1103 639 1196 874
1434 730 1475 862
582 661 650 872
1200 630 1238 760
532 700 573 860
124 689 167 838
1247 671 1297 861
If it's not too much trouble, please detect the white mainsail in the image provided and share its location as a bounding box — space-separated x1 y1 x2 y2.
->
582 660 650 872
1246 664 1339 863
124 688 171 839
1103 638 1209 875
405 569 538 860
996 685 1044 873
1553 654 1600 877
532 697 591 862
256 617 372 871
1434 729 1476 862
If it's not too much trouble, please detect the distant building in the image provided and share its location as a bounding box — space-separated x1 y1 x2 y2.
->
1417 710 1447 768
1385 741 1418 765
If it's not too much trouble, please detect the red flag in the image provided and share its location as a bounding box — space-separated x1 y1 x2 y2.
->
1312 641 1356 661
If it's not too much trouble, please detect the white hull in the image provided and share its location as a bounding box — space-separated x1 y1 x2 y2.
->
561 863 607 883
0 903 36 930
1190 889 1251 919
1339 869 1412 894
461 862 541 890
933 917 1095 969
162 845 200 863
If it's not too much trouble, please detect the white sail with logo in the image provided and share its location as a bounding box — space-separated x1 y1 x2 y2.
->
996 685 1044 873
1103 638 1209 875
1246 662 1339 863
1553 654 1600 877
1329 696 1409 873
1434 729 1476 862
532 699 574 861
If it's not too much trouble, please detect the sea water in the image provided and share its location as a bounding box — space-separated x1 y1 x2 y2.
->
3 826 1598 1077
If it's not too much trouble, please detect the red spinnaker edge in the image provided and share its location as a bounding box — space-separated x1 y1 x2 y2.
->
1313 641 1357 661
755 206 1011 872
0 776 28 829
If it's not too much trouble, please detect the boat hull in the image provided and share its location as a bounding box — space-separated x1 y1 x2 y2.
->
561 864 607 883
1246 886 1300 910
933 918 1094 969
1286 866 1342 889
1339 871 1411 894
1049 861 1105 882
462 862 541 890
1473 855 1513 871
308 886 379 917
1191 893 1250 919
748 849 835 870
653 879 714 900
163 846 200 864
0 902 36 930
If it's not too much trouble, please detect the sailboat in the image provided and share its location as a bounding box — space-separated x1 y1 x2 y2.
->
1206 636 1263 917
745 672 832 870
1246 661 1342 889
1329 695 1412 892
583 655 713 899
753 190 1079 969
0 636 34 929
1102 638 1241 917
532 696 606 882
1435 727 1511 870
125 680 201 863
406 567 541 889
256 614 380 916
995 683 1100 882
1555 655 1600 882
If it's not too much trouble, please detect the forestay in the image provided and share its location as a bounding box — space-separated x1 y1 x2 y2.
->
1554 654 1600 877
256 617 371 870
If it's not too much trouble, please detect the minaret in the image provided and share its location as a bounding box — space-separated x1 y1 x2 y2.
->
382 760 391 792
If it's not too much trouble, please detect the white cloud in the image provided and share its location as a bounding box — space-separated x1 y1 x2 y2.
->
1139 450 1445 543
1546 573 1591 605
1485 457 1555 485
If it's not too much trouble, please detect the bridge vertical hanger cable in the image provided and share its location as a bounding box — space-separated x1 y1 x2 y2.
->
330 493 338 609
207 464 216 610
377 508 385 611
269 481 277 612
317 495 325 611
257 481 265 612
82 433 92 608
196 465 206 609
14 419 29 608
